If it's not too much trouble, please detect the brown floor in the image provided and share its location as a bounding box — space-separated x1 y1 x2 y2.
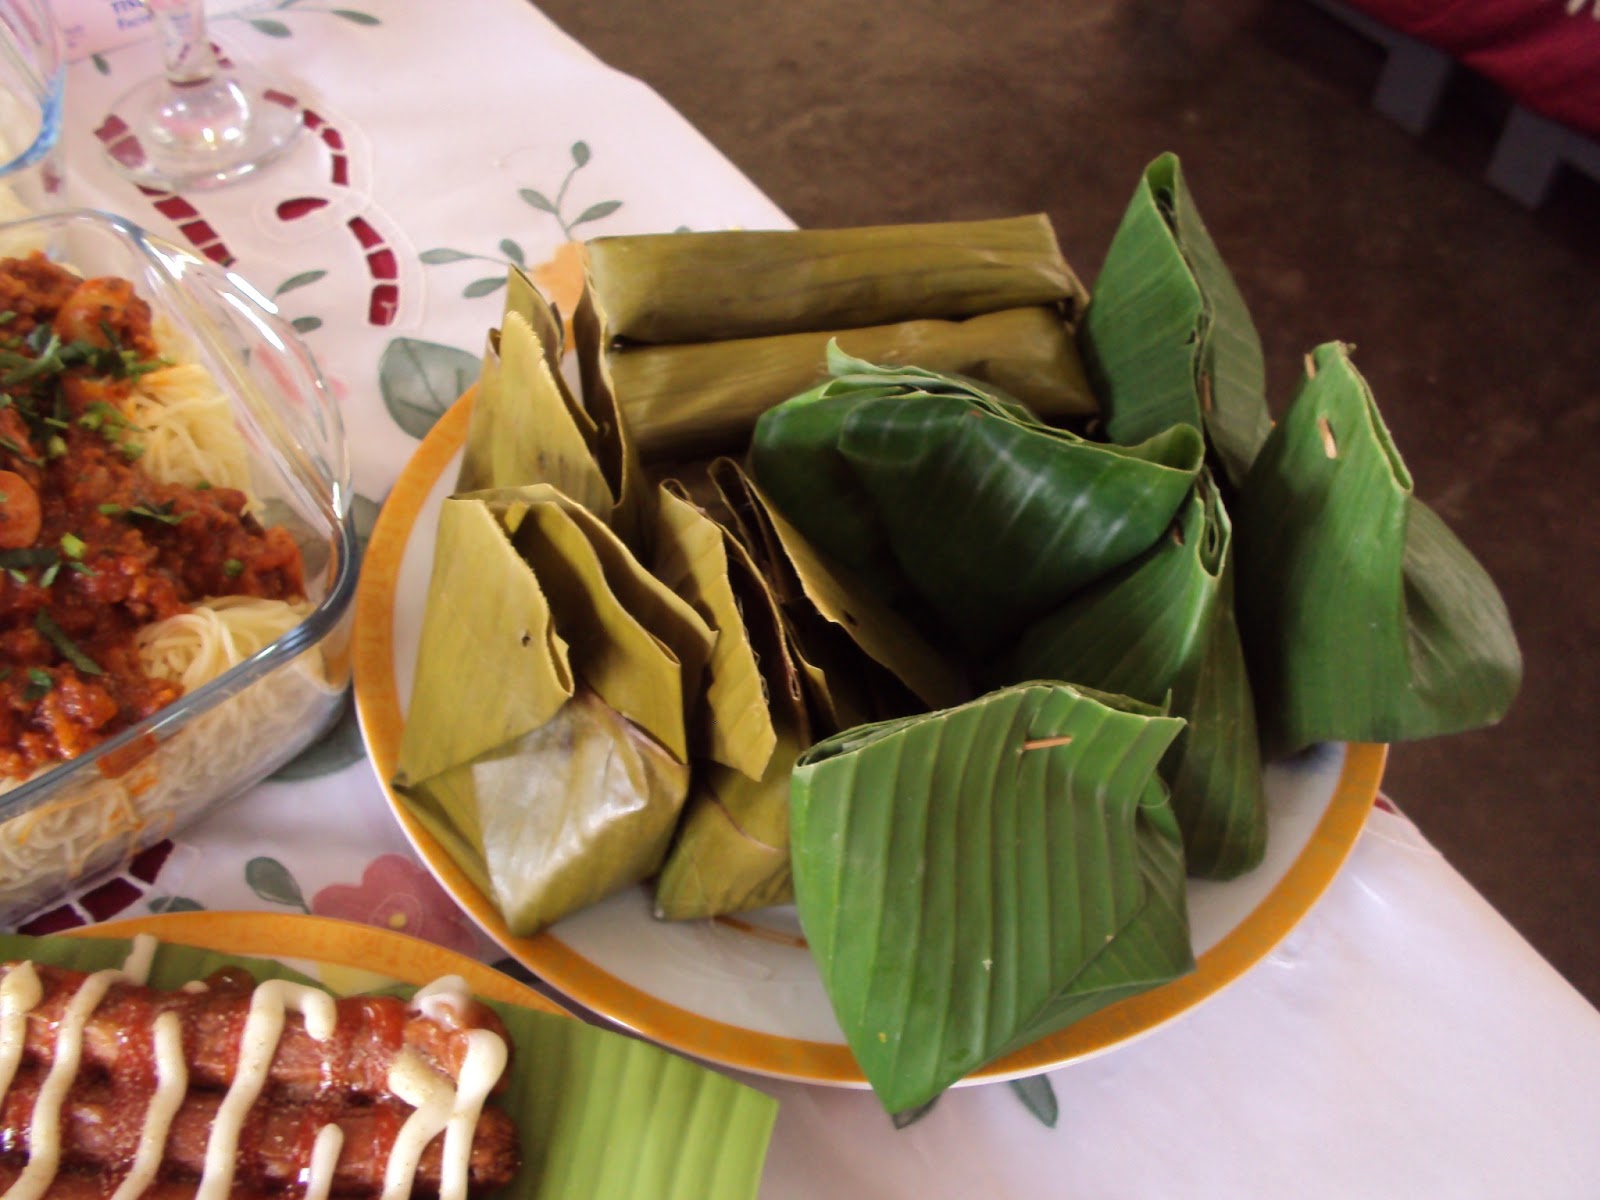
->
532 0 1600 1004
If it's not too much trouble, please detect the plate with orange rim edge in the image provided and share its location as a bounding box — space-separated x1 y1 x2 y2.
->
351 389 1387 1089
69 910 565 1013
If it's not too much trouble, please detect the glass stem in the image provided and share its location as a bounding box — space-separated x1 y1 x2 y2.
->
151 0 218 87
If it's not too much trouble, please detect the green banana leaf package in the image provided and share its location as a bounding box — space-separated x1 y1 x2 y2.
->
1078 151 1272 490
1234 342 1522 756
1002 473 1266 878
789 681 1194 1113
393 481 712 937
391 186 1522 1117
749 343 1205 658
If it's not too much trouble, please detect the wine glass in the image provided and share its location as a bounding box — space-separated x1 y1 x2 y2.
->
100 0 302 191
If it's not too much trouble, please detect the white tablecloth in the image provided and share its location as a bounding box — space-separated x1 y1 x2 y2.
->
37 1 1600 1194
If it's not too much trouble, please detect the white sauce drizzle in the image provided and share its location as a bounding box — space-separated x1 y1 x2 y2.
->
439 1029 509 1200
0 942 510 1200
383 1047 456 1200
7 967 123 1199
120 934 157 986
411 975 473 1026
0 963 42 1103
302 1122 345 1200
108 1011 187 1200
195 979 337 1200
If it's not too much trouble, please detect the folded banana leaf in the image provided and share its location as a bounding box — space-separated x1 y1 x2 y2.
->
651 484 780 780
1235 342 1522 755
585 215 1088 345
654 721 808 921
1079 152 1271 490
789 681 1194 1113
596 306 1095 461
750 346 1206 656
457 310 614 518
394 486 712 935
394 495 573 790
570 280 653 548
476 483 714 763
1003 476 1265 877
707 455 959 722
423 687 690 937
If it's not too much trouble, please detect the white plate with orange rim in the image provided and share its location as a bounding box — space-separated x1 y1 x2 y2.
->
352 391 1386 1088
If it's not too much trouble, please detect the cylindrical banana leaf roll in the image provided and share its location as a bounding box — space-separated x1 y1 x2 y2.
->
610 305 1096 461
586 215 1088 345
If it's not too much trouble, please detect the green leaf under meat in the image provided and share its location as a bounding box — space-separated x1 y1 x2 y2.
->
0 934 778 1200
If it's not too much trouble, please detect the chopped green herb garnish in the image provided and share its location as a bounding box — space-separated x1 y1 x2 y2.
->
45 435 67 459
128 502 187 525
66 560 97 577
38 561 59 588
0 435 42 466
97 502 123 517
22 667 52 702
122 441 146 461
59 533 86 559
34 610 103 676
6 568 25 585
195 480 212 491
0 547 56 569
224 558 245 577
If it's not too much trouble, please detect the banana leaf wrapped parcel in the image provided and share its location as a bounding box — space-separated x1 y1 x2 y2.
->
789 681 1194 1114
577 216 1099 460
393 484 713 936
1235 343 1521 755
1004 474 1265 878
1078 151 1272 490
387 188 1523 1118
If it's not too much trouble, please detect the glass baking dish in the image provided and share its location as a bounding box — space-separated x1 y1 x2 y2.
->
0 209 356 922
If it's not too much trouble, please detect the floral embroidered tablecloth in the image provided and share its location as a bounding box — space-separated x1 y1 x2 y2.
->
24 2 1600 1196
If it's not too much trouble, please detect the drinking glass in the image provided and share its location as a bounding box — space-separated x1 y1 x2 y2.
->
0 0 66 219
100 0 302 191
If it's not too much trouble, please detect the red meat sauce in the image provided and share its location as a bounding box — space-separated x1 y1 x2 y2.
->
0 254 305 782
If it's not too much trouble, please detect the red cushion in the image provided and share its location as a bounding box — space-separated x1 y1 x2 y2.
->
1346 0 1600 140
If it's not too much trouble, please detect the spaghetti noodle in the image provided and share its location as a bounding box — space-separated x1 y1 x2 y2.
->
0 253 332 913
